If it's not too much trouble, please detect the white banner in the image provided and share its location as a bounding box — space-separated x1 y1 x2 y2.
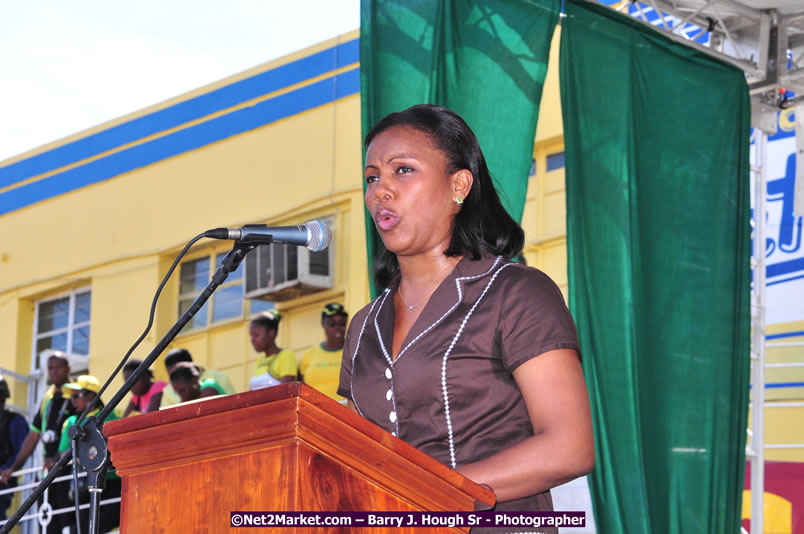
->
762 109 804 327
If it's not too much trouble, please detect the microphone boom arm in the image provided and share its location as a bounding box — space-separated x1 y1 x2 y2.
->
0 241 256 534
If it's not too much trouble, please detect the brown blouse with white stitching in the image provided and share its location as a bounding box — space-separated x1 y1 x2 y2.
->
338 255 580 532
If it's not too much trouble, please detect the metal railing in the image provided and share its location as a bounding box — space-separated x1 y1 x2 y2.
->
0 365 120 534
0 465 120 533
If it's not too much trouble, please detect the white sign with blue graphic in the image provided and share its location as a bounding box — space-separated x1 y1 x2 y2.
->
764 110 803 328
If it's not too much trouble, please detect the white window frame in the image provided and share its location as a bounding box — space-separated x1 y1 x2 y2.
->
178 249 273 333
31 286 91 372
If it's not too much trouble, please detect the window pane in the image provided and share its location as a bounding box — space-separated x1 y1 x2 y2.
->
287 246 298 280
212 285 243 322
74 292 91 323
249 299 275 314
72 326 90 355
38 298 69 332
179 298 208 330
529 158 537 177
216 252 244 282
546 152 565 172
274 245 287 284
309 249 329 276
37 333 67 356
180 258 210 295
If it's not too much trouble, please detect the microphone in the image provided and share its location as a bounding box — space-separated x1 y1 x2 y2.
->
205 220 332 252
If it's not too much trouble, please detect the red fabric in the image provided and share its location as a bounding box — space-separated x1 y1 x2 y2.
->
130 380 167 414
743 460 804 533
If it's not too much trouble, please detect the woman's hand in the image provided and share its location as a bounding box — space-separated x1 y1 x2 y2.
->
456 348 594 502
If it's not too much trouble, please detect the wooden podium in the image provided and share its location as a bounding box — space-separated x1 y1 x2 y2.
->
104 383 495 533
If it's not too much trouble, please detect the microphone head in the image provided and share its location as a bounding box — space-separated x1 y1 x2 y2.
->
305 220 332 252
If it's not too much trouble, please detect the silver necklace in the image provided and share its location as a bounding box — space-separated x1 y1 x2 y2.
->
398 285 438 310
398 261 456 310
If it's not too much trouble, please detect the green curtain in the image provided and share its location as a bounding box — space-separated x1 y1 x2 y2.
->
561 1 751 533
360 0 559 294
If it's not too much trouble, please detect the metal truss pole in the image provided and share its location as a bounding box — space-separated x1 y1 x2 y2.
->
749 126 768 534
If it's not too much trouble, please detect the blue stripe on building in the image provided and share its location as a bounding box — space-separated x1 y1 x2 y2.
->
0 39 359 190
767 330 804 340
749 382 804 389
765 382 804 389
0 68 360 216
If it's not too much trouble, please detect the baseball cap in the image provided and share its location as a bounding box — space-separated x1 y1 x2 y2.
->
63 375 101 394
322 302 347 317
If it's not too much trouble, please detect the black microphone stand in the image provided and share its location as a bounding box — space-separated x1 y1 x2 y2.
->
0 242 255 534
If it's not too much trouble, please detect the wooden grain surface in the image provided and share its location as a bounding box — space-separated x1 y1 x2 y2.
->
105 383 495 533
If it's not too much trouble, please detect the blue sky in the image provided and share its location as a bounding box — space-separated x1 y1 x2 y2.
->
0 0 360 162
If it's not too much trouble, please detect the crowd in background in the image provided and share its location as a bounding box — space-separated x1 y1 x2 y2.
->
0 302 348 532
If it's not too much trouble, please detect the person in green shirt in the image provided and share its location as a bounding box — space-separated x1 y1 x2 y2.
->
159 348 236 408
168 362 225 403
59 375 121 534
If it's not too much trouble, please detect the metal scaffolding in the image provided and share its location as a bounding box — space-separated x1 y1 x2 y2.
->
749 126 768 534
610 0 804 109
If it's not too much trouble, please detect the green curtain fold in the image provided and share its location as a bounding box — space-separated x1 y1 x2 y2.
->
560 2 751 533
360 0 559 295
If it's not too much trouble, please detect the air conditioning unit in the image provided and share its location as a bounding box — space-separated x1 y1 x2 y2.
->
244 242 333 302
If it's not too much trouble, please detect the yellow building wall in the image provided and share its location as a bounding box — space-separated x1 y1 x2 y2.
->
747 320 804 463
0 31 367 411
524 29 568 299
0 23 800 472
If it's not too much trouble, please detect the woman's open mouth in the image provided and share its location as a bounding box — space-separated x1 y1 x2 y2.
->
374 208 400 232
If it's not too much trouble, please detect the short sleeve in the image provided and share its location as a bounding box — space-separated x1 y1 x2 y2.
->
338 304 371 400
30 408 43 434
276 350 298 379
160 384 179 408
200 378 226 396
498 267 580 373
208 369 236 395
10 416 28 452
0 415 29 470
57 416 75 454
299 348 313 377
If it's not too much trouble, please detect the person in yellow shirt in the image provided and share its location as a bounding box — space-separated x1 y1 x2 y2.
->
249 310 297 390
299 303 348 403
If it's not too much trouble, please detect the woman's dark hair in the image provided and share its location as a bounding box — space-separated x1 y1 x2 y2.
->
364 104 524 288
123 359 153 379
250 310 281 333
169 361 201 383
164 348 193 370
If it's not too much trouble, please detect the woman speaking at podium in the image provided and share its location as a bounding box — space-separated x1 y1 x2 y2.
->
338 105 594 532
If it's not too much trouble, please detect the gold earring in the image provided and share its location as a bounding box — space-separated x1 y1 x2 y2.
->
455 196 464 205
